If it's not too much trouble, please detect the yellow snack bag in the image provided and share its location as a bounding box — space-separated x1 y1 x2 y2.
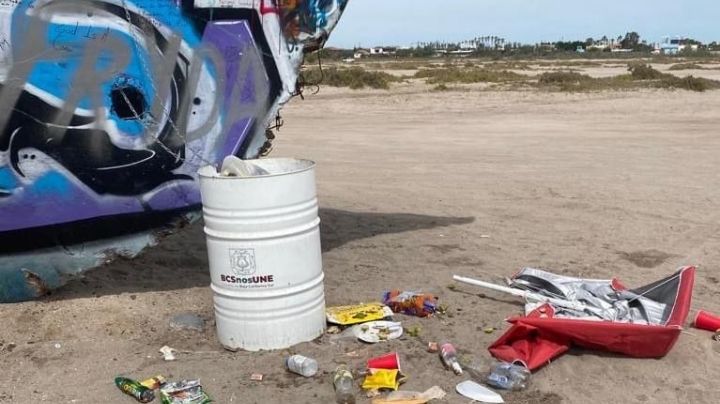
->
140 375 166 390
362 369 400 391
326 303 393 325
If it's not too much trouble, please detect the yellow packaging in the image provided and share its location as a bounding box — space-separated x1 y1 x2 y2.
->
140 375 166 390
362 369 400 391
326 302 393 325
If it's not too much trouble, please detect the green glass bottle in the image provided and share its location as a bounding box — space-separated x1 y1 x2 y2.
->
115 377 155 403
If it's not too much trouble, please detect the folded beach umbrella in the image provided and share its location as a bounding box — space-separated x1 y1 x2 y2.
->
488 266 695 371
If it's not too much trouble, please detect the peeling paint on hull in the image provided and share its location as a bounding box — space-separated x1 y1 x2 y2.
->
0 211 201 302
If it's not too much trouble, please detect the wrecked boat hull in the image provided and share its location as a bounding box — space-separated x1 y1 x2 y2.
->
0 0 349 301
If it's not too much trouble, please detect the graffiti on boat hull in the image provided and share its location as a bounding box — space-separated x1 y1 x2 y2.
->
0 0 349 301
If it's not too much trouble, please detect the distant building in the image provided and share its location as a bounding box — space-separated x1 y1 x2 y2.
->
587 38 621 51
448 49 474 57
353 49 370 59
661 37 700 55
368 46 396 56
458 41 476 50
538 42 556 51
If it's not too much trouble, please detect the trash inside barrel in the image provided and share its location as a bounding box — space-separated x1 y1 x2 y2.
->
198 156 326 351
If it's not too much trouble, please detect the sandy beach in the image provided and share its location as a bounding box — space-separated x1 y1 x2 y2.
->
1 61 720 403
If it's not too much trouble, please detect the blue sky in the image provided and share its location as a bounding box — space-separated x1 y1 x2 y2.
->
328 0 720 48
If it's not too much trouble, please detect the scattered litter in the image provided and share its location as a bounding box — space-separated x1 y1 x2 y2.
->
372 399 419 404
713 331 720 342
140 375 166 390
362 369 400 391
160 379 212 404
169 313 206 332
115 377 155 403
326 303 394 326
286 354 319 377
368 352 401 371
382 291 438 317
480 235 491 239
487 362 531 391
694 310 720 332
455 380 504 403
352 321 403 343
439 342 463 375
220 156 269 177
333 365 355 404
54 343 61 349
327 326 342 335
405 325 421 337
159 345 177 361
250 373 264 382
426 342 438 353
345 351 360 358
483 327 496 334
372 386 446 404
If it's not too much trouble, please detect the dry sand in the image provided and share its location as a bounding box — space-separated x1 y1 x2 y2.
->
2 65 720 403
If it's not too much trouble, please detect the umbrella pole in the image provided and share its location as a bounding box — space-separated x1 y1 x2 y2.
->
453 275 591 313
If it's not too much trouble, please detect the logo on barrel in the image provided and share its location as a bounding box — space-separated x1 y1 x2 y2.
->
229 248 256 276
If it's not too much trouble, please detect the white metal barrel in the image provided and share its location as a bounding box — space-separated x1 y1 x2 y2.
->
198 158 325 351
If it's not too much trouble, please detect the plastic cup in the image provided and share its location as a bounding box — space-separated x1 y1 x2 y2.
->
695 310 720 332
367 352 400 371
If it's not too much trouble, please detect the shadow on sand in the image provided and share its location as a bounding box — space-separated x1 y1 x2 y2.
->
48 208 474 300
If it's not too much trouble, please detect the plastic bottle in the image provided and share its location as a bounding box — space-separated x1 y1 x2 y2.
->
439 342 463 375
333 365 356 404
286 355 319 377
486 362 531 391
115 377 155 403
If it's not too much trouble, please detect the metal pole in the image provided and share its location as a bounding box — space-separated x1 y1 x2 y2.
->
453 275 589 312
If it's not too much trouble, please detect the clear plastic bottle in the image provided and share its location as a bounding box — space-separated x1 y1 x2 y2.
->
333 365 356 404
286 355 319 377
486 362 531 391
439 342 463 375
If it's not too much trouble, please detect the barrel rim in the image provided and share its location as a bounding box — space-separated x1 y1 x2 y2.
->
198 158 316 180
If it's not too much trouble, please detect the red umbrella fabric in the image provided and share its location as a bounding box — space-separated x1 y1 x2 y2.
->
489 266 695 371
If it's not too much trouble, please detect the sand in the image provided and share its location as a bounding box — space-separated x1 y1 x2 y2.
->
1 64 720 403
